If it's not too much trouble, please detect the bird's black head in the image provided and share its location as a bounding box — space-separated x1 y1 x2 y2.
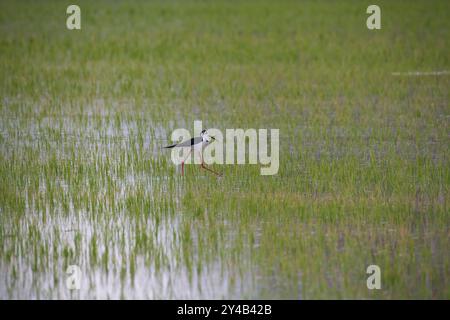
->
201 129 207 135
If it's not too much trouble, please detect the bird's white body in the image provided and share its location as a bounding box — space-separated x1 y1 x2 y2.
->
164 129 221 176
193 132 214 162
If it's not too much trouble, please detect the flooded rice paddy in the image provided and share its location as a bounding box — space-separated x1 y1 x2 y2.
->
1 1 449 299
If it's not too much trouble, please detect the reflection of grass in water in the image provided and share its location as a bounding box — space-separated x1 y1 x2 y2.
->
0 0 449 299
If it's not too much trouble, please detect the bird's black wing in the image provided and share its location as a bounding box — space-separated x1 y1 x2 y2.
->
164 137 202 148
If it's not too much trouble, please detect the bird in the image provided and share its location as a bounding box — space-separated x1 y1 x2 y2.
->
164 129 221 176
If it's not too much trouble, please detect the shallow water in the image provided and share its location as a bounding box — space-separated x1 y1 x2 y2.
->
1 110 447 299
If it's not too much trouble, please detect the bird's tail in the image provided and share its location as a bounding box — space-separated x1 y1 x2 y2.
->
164 144 177 149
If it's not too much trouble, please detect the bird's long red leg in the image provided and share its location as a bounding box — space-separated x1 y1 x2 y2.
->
199 153 222 176
181 149 192 176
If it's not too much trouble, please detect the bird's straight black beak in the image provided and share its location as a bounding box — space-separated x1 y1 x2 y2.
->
211 136 216 140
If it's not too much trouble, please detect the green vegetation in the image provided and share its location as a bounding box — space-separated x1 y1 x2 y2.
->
0 0 448 299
